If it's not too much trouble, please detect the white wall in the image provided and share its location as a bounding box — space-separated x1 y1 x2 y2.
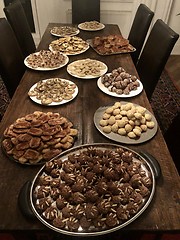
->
0 1 5 17
168 0 180 54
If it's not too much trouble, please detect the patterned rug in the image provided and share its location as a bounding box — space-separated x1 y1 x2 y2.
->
0 76 10 121
151 69 180 135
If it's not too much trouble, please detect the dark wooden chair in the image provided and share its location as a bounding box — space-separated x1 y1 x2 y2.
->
4 0 36 58
136 19 179 100
128 4 154 65
0 18 26 98
72 0 100 24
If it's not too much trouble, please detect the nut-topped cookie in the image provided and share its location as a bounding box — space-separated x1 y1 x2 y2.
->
32 145 153 233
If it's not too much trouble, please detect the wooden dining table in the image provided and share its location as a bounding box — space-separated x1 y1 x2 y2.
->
0 23 179 237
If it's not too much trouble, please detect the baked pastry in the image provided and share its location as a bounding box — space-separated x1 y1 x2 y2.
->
101 67 140 95
92 35 134 54
51 26 79 36
28 78 77 105
26 50 67 69
49 36 89 55
2 111 78 164
99 102 155 139
32 146 153 233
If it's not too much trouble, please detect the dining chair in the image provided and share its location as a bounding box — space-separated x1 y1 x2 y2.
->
128 4 154 65
72 0 100 24
4 0 36 58
136 19 179 100
0 18 26 98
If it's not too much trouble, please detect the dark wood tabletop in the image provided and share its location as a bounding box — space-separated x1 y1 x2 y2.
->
0 23 179 235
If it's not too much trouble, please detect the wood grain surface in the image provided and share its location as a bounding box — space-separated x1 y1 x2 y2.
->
0 23 179 233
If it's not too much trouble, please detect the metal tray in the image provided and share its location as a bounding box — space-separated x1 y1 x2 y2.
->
30 143 157 236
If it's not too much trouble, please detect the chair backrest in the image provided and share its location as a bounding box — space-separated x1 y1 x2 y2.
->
136 19 179 100
0 18 26 98
72 0 100 24
4 0 36 58
128 4 154 65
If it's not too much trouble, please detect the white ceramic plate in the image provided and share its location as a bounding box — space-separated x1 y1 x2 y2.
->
78 22 105 31
67 59 108 79
97 75 143 98
50 26 80 37
28 78 78 106
24 51 69 71
94 101 158 144
49 36 89 55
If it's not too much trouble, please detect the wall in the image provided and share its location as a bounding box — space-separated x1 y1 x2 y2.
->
167 0 180 54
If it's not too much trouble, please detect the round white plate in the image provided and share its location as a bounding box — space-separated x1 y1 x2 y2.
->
49 36 89 55
50 27 80 37
94 101 158 144
28 78 78 106
97 75 143 98
67 59 108 79
78 22 105 31
24 52 69 71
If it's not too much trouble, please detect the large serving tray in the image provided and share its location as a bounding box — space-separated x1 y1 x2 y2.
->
87 39 136 55
30 143 157 237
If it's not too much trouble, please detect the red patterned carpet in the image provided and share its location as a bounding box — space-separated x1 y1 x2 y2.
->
151 69 180 135
0 76 10 121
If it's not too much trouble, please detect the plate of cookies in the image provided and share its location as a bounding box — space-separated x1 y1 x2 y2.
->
28 78 78 106
30 143 155 236
67 58 108 79
94 101 158 144
50 26 80 37
78 21 105 31
97 67 143 97
1 111 78 165
24 50 69 71
49 36 89 55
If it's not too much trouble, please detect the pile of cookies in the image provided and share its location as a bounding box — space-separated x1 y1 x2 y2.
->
67 59 107 77
92 35 134 54
26 50 67 69
49 36 89 55
2 111 78 164
51 26 78 36
79 21 104 30
99 102 155 139
28 78 77 105
101 67 140 95
32 146 152 232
